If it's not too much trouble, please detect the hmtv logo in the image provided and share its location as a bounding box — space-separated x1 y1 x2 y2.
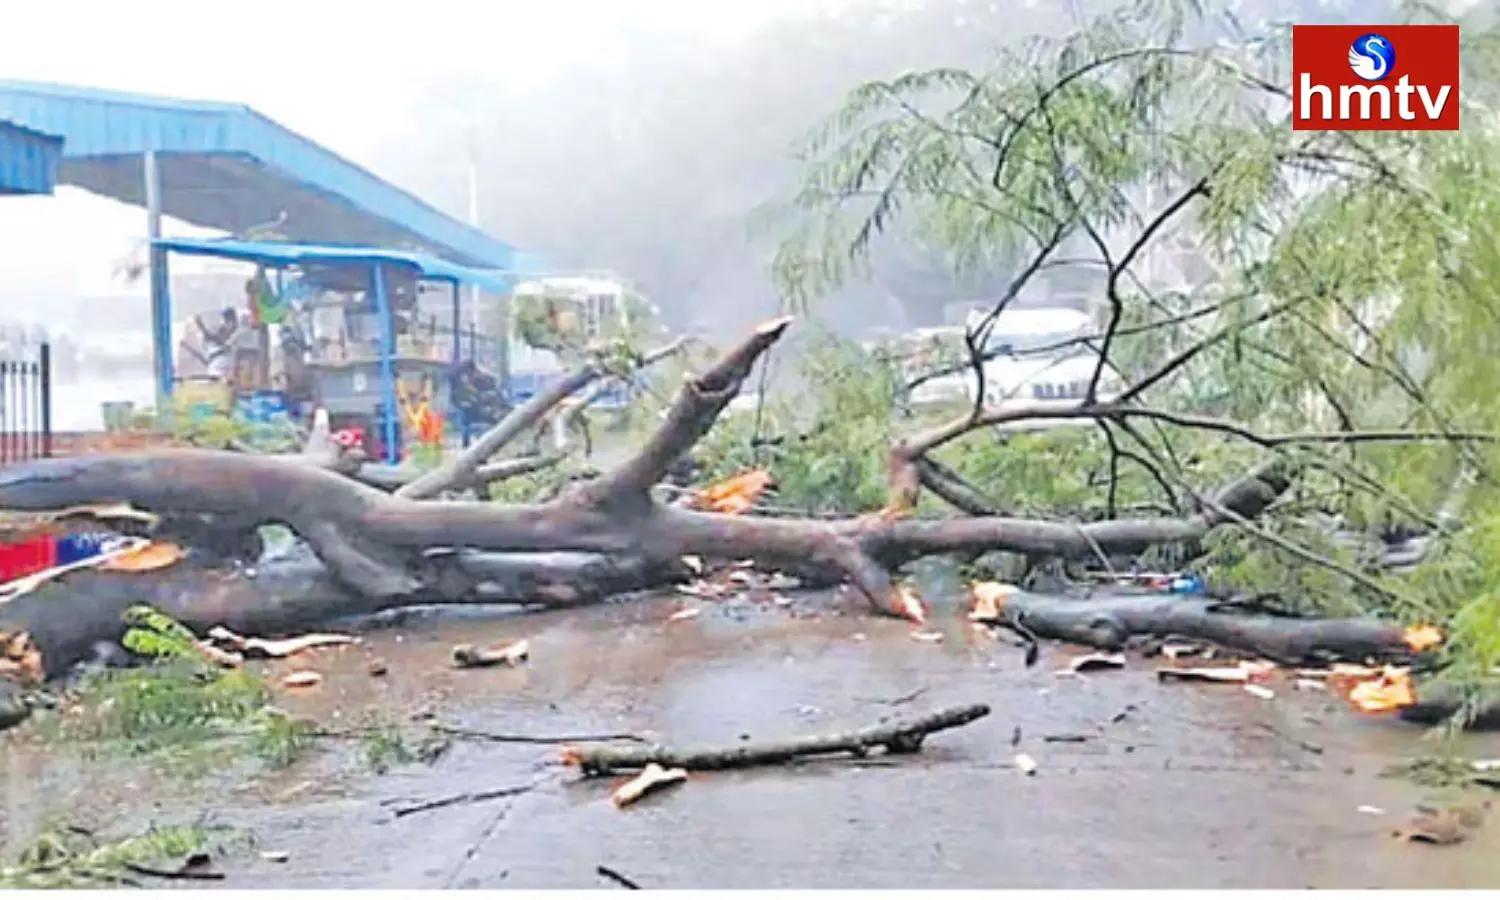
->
1292 25 1460 131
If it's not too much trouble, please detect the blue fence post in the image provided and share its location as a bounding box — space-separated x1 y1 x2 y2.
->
372 265 399 464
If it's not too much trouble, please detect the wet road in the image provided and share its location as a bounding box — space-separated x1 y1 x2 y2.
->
5 589 1500 888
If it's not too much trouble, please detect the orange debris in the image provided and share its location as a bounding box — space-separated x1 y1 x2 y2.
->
969 581 1018 621
0 630 43 688
1402 624 1443 653
892 584 928 625
1332 666 1417 714
99 541 185 573
694 469 774 515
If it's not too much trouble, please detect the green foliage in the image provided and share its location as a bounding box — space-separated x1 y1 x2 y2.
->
170 409 301 453
697 334 900 514
405 440 445 471
359 721 416 774
0 824 238 889
512 284 664 364
764 0 1500 707
48 605 313 772
354 717 449 773
120 605 203 661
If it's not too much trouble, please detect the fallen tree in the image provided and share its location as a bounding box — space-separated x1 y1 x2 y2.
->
0 316 1327 677
4 5 1499 743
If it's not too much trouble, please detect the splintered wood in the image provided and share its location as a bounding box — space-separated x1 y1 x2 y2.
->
610 763 688 808
281 670 323 688
1156 661 1276 684
98 541 185 573
689 469 774 515
0 630 43 687
206 627 357 659
968 581 1018 622
452 639 531 670
893 584 929 625
1402 624 1443 653
1336 667 1416 713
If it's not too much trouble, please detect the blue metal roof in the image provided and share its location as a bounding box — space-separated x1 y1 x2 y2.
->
0 120 61 195
153 237 517 293
0 80 514 268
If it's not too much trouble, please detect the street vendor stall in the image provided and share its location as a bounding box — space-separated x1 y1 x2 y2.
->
153 238 516 464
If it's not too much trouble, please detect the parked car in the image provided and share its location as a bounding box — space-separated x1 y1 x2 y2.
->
871 307 1126 425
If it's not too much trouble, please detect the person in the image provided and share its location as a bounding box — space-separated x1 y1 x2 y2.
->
279 326 312 402
175 322 211 378
310 292 346 360
195 308 240 378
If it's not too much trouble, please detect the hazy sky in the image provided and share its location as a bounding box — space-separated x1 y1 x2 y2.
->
0 0 847 307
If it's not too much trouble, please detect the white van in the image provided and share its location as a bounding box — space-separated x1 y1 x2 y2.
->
883 306 1126 425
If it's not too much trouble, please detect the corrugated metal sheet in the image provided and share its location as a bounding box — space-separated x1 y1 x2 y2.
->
152 237 516 293
0 119 61 195
0 80 514 268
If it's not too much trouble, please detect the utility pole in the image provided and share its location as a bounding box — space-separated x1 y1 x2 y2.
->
467 142 482 335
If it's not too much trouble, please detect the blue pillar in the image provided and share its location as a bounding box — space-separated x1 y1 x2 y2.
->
144 151 174 403
372 265 398 464
451 281 470 447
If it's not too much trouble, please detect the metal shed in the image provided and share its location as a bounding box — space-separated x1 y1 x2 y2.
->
0 79 519 400
0 120 61 195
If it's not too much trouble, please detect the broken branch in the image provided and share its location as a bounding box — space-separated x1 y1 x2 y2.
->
561 703 990 775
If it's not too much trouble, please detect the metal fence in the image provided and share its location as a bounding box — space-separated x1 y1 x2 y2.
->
0 340 51 464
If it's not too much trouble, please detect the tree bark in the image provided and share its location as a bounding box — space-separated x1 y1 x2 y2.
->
564 703 991 774
0 318 1299 677
975 591 1421 666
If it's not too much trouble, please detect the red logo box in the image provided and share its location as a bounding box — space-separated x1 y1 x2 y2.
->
1292 24 1460 131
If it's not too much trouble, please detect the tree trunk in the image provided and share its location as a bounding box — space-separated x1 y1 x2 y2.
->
0 317 1303 677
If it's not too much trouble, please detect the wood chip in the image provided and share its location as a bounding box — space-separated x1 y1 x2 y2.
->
0 630 43 687
1358 805 1386 816
910 630 944 643
98 540 185 573
968 581 1018 621
1243 683 1276 700
893 585 928 625
1396 804 1488 845
1293 678 1326 692
680 555 703 574
1058 652 1126 675
611 762 688 808
259 850 290 863
1161 643 1206 660
1296 663 1382 680
668 607 700 622
451 639 530 669
281 670 323 688
1157 661 1274 684
208 626 356 659
194 641 244 669
1014 752 1038 776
